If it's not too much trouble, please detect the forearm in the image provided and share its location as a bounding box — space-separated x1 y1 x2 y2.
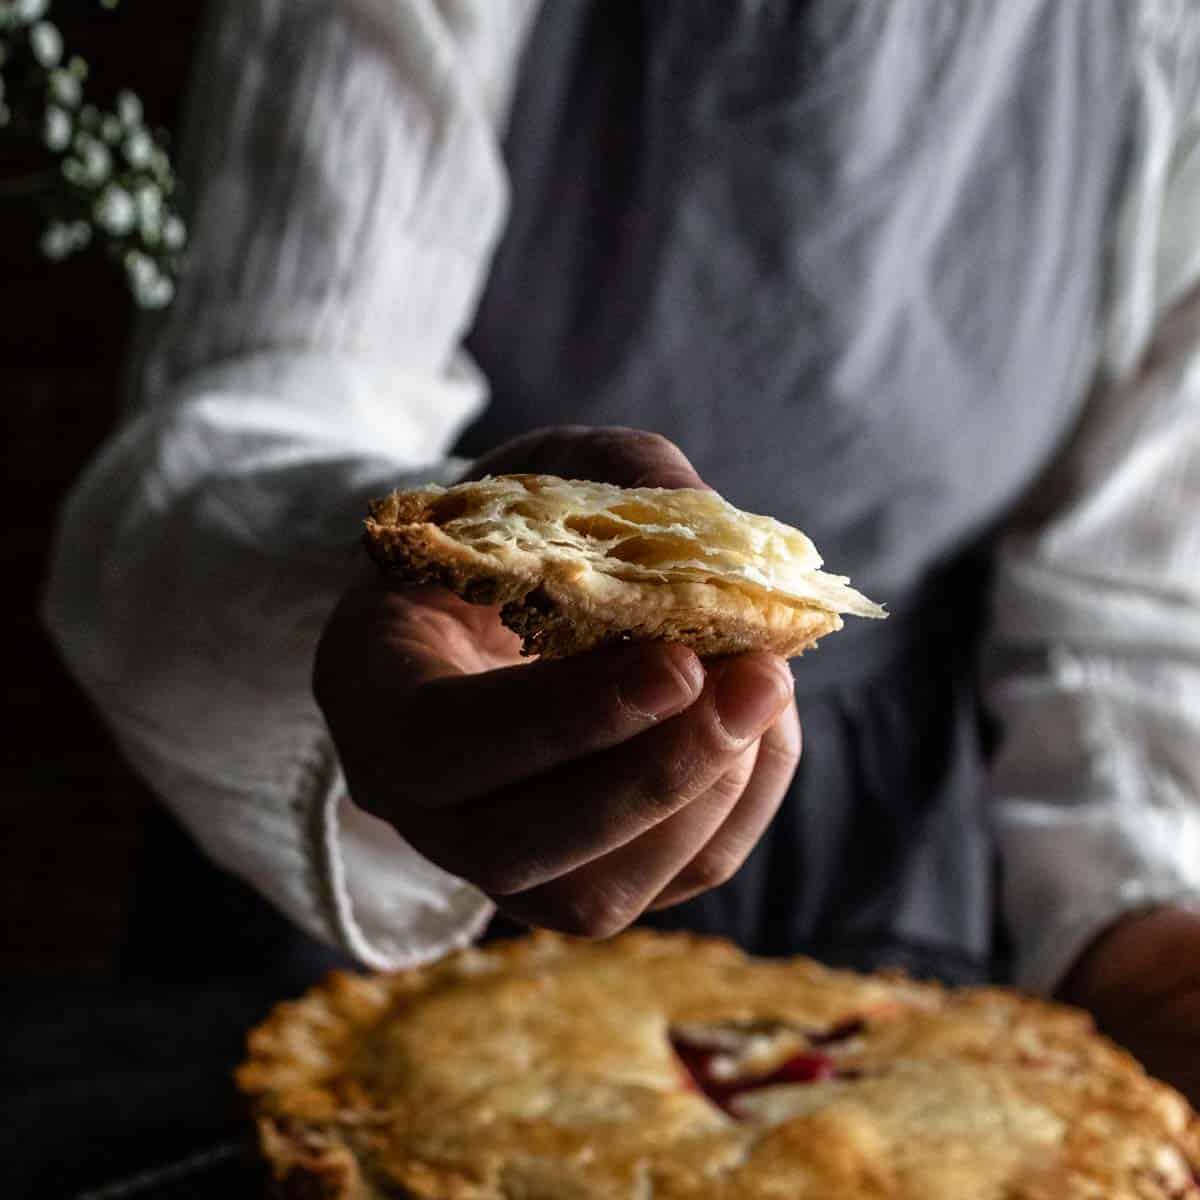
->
39 0 539 964
985 283 1200 992
43 351 497 966
985 14 1200 994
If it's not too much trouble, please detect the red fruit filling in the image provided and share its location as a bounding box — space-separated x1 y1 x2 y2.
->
671 1034 838 1114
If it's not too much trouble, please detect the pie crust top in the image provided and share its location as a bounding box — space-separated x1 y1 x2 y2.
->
363 474 884 660
238 931 1200 1199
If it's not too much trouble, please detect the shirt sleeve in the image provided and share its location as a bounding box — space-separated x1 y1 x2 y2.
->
986 10 1200 994
42 0 541 969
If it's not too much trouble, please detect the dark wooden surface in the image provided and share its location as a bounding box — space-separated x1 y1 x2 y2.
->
2 0 210 978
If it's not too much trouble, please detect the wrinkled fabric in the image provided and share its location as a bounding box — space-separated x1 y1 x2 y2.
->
466 0 1130 982
41 0 1200 990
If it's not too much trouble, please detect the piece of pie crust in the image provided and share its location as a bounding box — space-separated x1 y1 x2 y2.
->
238 931 1200 1199
363 475 884 659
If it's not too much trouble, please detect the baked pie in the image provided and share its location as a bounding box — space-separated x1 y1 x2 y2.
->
238 931 1200 1199
363 474 884 659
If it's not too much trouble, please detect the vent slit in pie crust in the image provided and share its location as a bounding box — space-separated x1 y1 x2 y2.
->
238 932 1200 1199
668 1018 864 1115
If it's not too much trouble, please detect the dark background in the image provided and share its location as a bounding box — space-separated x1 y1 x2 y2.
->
1 6 288 1196
3 0 209 982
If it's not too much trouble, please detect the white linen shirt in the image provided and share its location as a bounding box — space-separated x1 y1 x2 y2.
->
42 0 1200 989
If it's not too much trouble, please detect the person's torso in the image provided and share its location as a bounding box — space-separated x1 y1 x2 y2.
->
465 0 1137 981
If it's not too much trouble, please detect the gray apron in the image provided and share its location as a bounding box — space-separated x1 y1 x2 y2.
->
465 0 1135 982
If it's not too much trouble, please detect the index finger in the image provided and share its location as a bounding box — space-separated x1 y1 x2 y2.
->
329 635 707 813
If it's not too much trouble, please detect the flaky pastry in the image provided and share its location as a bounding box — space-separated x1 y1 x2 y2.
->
363 474 884 659
239 931 1200 1200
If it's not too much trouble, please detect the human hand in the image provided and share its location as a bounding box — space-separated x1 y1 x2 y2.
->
314 426 801 937
1059 906 1200 1107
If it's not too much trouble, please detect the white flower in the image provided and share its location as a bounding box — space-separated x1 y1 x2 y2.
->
125 250 175 309
16 0 50 23
49 68 82 107
77 136 112 185
41 221 80 261
162 214 186 251
44 105 72 151
42 219 92 259
124 129 153 168
140 274 176 309
150 277 175 308
95 184 136 235
30 19 62 67
100 114 122 144
136 183 162 239
125 248 156 287
116 89 142 128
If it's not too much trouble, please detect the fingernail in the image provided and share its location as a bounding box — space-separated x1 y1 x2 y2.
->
714 657 793 743
619 646 703 720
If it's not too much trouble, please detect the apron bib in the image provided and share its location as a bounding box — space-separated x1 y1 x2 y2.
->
466 0 1133 982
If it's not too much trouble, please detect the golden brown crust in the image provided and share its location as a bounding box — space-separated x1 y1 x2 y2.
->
362 475 878 659
239 932 1200 1199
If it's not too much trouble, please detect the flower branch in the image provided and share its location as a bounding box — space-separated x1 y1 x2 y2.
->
0 0 186 309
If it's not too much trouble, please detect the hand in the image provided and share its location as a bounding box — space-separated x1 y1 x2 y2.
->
314 427 802 938
1059 906 1200 1107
